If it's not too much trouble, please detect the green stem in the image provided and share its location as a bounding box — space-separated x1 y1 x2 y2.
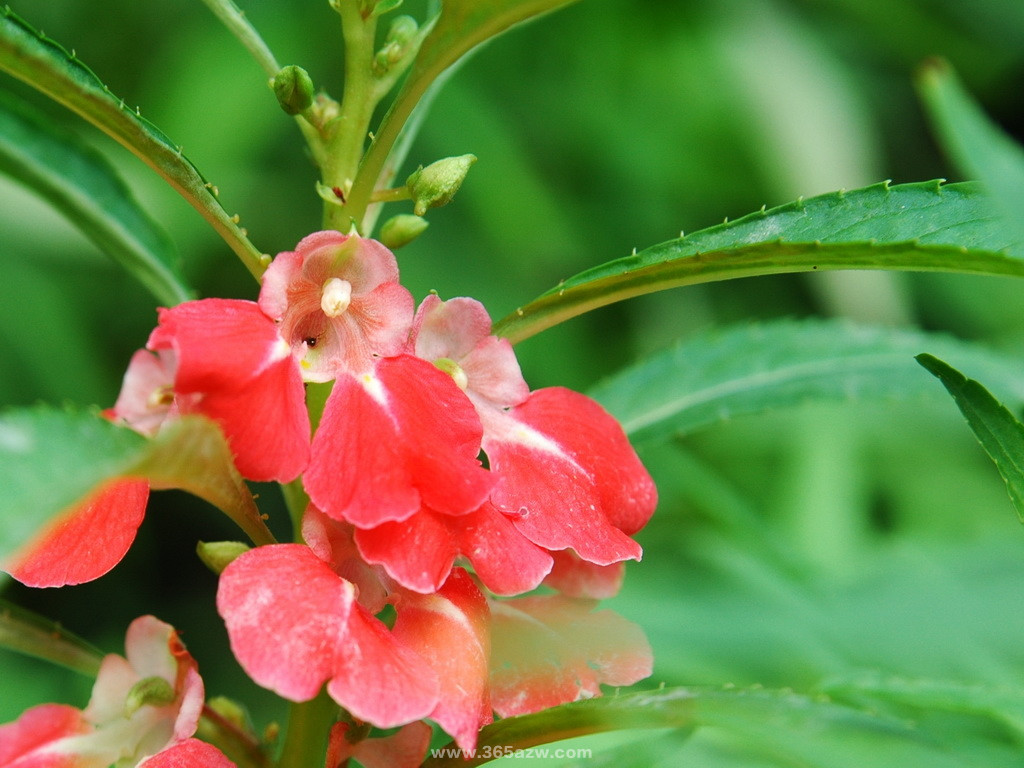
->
322 3 380 231
370 185 412 203
278 689 339 768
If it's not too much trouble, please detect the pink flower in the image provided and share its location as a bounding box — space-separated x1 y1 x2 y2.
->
258 231 415 380
0 616 226 768
408 295 658 594
216 544 439 728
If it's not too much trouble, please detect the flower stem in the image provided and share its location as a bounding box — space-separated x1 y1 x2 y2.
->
277 689 338 768
197 0 280 78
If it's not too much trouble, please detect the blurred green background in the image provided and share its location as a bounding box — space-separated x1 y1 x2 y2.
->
3 0 1024 763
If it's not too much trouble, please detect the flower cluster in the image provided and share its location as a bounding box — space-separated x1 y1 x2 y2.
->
2 232 657 762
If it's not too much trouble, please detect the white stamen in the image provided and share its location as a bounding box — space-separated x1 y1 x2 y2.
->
320 278 353 317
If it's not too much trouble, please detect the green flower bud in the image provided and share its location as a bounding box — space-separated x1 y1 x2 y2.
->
271 65 315 116
125 676 175 717
406 154 477 216
197 540 251 574
385 15 418 46
379 214 429 249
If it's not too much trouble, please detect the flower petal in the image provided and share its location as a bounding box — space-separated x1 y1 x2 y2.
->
326 722 431 768
0 704 89 768
543 551 625 599
4 480 149 588
353 511 457 595
488 596 652 718
392 569 491 751
217 545 353 702
136 738 236 768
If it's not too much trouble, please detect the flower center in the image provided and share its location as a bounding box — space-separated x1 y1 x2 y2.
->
320 278 353 318
434 357 469 390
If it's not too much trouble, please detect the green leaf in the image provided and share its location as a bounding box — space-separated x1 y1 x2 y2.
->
916 354 1024 519
918 60 1024 247
590 318 1024 445
0 599 103 677
494 180 1024 344
822 672 1024 739
0 407 276 567
0 93 191 306
0 7 267 280
423 686 966 768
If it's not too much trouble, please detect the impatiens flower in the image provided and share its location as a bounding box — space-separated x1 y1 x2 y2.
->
258 231 415 380
409 294 658 593
216 544 438 728
0 616 226 768
3 479 150 588
132 298 310 483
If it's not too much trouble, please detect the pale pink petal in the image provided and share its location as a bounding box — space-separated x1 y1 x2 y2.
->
136 738 236 768
353 511 457 594
411 296 528 409
0 704 89 768
543 551 625 599
5 480 149 588
217 545 353 702
448 504 553 596
488 596 652 718
106 349 177 436
327 602 439 728
392 570 492 752
326 722 431 768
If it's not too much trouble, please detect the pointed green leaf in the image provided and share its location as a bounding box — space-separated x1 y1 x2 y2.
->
0 407 276 567
0 93 191 306
423 686 965 768
0 599 103 677
0 7 267 280
591 319 1024 445
494 180 1024 344
916 354 1024 518
919 60 1024 246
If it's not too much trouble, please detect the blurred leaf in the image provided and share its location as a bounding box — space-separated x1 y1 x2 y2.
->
349 0 581 224
424 686 968 768
918 60 1024 246
590 318 1024 445
0 599 102 677
0 408 275 564
0 7 267 279
494 181 1024 344
916 354 1024 519
822 672 1024 737
0 93 191 306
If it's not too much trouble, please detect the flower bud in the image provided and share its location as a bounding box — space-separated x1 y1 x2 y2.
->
379 213 429 249
385 14 418 46
271 65 315 116
197 540 251 574
406 154 476 216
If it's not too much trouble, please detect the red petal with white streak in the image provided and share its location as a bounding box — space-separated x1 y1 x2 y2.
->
512 388 657 536
5 480 149 588
307 356 492 527
217 545 353 702
392 569 491 751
